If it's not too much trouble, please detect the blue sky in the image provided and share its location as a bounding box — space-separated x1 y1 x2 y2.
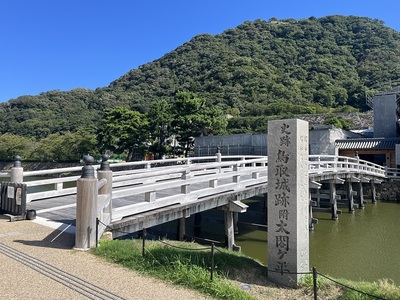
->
0 0 399 103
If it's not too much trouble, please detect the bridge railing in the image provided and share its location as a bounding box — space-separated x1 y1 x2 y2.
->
111 156 269 221
386 167 400 178
1 154 393 204
309 155 386 178
1 155 267 203
0 172 10 179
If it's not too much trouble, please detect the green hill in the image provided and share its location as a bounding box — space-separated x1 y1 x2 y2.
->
1 15 400 138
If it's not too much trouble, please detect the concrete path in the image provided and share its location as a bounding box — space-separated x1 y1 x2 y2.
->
0 215 210 300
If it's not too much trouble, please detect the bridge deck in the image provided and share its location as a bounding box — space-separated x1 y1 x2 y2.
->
27 169 268 233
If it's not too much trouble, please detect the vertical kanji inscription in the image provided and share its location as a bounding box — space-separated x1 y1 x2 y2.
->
267 119 309 287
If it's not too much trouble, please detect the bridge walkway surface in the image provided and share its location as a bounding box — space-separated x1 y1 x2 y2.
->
0 215 211 300
26 168 268 233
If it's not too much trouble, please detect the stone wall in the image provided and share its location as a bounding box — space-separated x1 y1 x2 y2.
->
375 180 400 202
298 111 373 130
363 180 400 202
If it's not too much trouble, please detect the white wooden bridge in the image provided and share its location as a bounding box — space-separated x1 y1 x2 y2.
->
0 154 395 250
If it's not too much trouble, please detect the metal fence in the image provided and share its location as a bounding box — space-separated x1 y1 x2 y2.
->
194 145 267 156
194 134 268 157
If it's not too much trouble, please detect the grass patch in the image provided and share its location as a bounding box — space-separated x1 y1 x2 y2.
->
300 273 400 300
92 239 260 299
92 238 400 300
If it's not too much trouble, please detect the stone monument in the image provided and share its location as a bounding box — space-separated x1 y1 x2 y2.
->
267 119 309 287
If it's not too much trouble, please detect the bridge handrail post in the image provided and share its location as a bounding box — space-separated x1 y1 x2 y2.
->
355 152 360 171
11 155 23 183
216 147 222 173
97 154 113 220
260 156 267 167
239 156 246 168
216 147 222 162
181 168 191 194
317 156 322 170
341 156 347 169
333 156 338 172
233 164 240 183
337 156 341 169
74 155 98 251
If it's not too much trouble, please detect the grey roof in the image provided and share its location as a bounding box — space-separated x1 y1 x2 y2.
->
335 138 400 150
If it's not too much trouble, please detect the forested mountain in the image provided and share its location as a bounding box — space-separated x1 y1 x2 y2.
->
1 15 400 139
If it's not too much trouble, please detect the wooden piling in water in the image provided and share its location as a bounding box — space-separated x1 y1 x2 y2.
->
357 180 365 209
224 210 234 250
370 180 377 203
329 180 339 220
346 178 355 213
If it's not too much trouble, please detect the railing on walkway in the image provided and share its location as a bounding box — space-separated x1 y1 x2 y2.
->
0 154 395 205
386 167 400 178
0 154 268 203
309 155 387 178
111 156 268 221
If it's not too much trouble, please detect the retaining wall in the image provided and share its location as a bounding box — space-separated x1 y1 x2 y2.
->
363 180 400 202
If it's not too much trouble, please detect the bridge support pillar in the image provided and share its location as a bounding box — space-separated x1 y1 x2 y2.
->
370 180 377 204
357 181 365 209
315 188 321 207
309 181 321 230
178 210 187 241
224 210 234 250
224 210 240 251
178 217 186 241
329 181 339 220
223 200 247 251
309 196 318 231
346 179 355 213
233 212 239 234
194 213 202 236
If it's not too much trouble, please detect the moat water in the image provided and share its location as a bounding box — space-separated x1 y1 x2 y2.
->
236 200 400 285
154 198 400 285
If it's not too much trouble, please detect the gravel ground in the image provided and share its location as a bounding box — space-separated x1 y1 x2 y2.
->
1 216 332 299
0 216 210 300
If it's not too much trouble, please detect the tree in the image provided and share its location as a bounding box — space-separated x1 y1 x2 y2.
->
324 115 353 130
171 92 227 156
0 133 35 161
98 106 149 161
147 99 172 159
30 131 99 162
